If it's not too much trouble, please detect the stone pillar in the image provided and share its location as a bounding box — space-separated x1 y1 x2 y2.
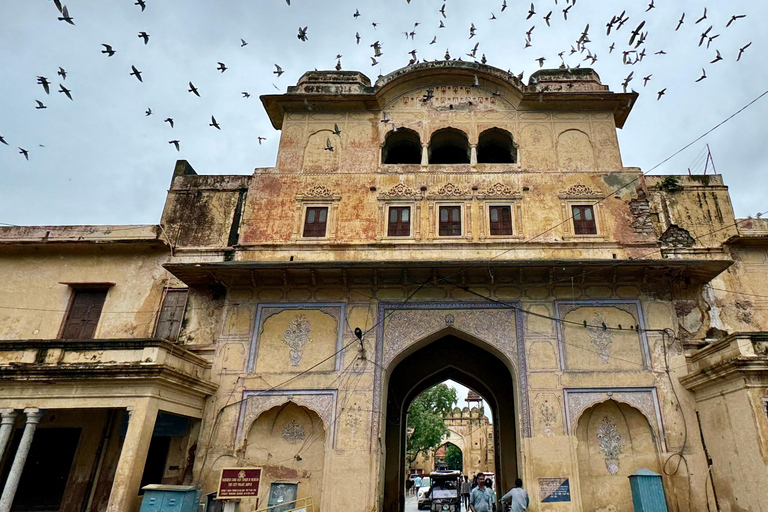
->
470 144 478 167
0 408 42 512
421 144 429 166
0 410 16 463
106 400 158 512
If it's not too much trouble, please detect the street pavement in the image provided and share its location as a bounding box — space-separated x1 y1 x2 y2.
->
404 492 420 512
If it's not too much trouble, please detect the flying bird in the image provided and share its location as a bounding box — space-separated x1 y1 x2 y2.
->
35 100 47 109
695 8 707 24
543 11 552 26
169 140 180 151
130 65 143 82
57 67 67 80
217 62 227 72
646 0 654 12
675 13 685 31
52 0 63 13
501 0 507 12
353 8 360 18
188 82 200 96
535 57 546 67
657 88 666 100
258 136 266 145
58 83 72 100
58 5 74 25
710 50 723 63
371 57 379 66
490 12 496 20
355 32 361 44
274 64 284 77
527 3 536 20
135 0 146 12
737 42 751 61
695 68 707 82
138 32 149 44
726 14 746 28
209 115 221 130
297 26 308 41
563 5 572 20
324 138 334 151
101 44 116 57
37 76 50 95
439 20 445 28
332 123 341 135
145 108 152 116
0 135 7 145
642 74 652 86
439 4 446 18
430 36 437 44
240 38 248 47
242 92 250 98
629 21 646 46
19 148 29 160
164 118 174 128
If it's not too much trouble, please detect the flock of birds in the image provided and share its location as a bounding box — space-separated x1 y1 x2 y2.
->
0 0 756 162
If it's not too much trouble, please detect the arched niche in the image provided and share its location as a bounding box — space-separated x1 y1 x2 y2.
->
382 128 421 164
477 128 516 163
429 128 470 164
576 400 662 512
557 129 595 170
244 402 327 510
435 441 464 471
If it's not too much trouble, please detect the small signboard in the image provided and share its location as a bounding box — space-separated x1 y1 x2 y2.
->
539 478 571 503
217 468 262 499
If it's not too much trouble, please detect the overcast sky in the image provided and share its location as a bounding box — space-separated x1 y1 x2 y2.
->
1 0 765 226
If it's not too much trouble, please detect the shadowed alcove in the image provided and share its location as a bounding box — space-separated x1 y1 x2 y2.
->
428 128 470 164
383 333 519 512
477 128 516 163
382 128 422 164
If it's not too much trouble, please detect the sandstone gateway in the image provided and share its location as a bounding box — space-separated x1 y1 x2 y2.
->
1 63 767 512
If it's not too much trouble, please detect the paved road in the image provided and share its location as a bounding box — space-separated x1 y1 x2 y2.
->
404 492 420 512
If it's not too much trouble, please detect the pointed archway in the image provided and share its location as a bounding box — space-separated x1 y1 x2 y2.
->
382 333 520 511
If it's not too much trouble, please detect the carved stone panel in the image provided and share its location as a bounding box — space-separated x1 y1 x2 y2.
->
237 390 337 449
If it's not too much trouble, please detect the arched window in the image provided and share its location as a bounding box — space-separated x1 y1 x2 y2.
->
382 128 421 164
477 128 516 164
429 128 470 164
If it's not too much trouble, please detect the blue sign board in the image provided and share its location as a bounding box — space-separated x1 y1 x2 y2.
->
539 478 571 503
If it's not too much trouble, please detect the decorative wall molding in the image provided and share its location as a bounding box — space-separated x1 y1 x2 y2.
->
558 183 602 199
248 303 346 373
597 416 623 474
563 387 666 451
282 420 307 443
380 182 419 198
282 315 313 366
237 389 338 449
296 184 341 200
429 183 470 198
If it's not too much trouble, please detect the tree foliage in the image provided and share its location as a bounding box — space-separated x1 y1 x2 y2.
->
406 383 458 464
443 443 463 471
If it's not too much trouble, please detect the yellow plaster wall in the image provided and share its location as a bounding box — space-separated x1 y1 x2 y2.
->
0 246 169 340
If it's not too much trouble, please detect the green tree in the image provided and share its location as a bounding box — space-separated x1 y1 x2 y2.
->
406 383 458 464
443 443 463 471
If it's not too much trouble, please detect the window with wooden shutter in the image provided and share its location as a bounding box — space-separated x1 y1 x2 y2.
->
489 205 513 236
439 206 462 236
572 205 597 235
60 289 108 340
155 289 188 341
388 206 411 237
303 206 328 238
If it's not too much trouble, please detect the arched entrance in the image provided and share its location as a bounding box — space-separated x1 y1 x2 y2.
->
435 442 463 471
382 334 520 512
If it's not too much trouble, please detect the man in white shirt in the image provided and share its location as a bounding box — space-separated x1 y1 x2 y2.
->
500 478 529 512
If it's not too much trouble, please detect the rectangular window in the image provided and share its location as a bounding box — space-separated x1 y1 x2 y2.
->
439 206 462 236
489 205 513 236
572 205 597 235
388 206 411 237
155 290 188 341
61 289 108 339
302 206 328 238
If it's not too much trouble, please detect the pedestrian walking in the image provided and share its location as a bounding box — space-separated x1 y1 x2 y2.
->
461 475 472 509
500 478 529 512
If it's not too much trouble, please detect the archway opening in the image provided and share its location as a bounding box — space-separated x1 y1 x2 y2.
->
383 128 422 164
383 334 518 512
429 128 470 164
477 128 516 163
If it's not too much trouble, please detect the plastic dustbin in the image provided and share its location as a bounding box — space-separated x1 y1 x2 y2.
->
628 468 668 512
